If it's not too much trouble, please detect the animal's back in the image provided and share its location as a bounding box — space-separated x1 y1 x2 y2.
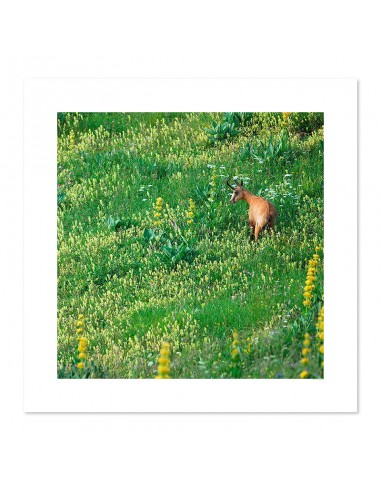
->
250 196 277 227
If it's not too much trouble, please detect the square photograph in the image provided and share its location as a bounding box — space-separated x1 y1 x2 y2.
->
57 111 324 380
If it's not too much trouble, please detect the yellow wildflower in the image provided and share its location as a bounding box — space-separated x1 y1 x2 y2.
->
316 304 324 376
158 365 170 376
69 129 76 150
186 198 196 226
300 370 309 379
156 342 171 379
153 197 164 227
75 315 87 371
231 330 241 361
303 251 320 308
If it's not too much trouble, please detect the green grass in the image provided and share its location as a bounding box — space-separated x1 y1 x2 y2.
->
57 112 324 379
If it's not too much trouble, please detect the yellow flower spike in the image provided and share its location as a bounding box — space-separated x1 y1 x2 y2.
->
300 370 310 379
74 313 88 371
156 342 171 379
153 197 165 227
301 347 310 356
231 330 241 362
158 365 170 376
303 250 321 308
186 198 196 226
316 303 324 376
69 129 76 150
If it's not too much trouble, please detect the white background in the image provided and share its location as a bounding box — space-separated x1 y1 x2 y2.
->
24 78 357 412
1 1 380 491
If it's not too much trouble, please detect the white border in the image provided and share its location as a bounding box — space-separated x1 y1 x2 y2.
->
24 79 357 412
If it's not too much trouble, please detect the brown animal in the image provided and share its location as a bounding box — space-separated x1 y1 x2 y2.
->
226 177 278 242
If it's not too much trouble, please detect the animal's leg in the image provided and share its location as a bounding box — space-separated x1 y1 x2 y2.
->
254 224 261 242
249 221 255 241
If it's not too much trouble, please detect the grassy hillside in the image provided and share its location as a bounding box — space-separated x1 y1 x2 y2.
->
57 112 324 379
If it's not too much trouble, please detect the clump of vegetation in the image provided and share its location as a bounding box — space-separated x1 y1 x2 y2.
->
282 112 324 135
204 118 241 144
57 112 324 379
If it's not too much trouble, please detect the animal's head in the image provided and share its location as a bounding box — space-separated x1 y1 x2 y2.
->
226 177 244 204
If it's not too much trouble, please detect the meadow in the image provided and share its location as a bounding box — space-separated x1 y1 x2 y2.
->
57 112 324 379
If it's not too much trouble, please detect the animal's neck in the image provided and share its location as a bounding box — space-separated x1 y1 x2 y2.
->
242 189 257 204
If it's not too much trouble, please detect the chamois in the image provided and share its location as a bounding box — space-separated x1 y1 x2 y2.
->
226 177 278 242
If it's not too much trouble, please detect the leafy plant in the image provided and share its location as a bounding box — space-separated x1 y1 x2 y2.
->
143 227 166 243
159 238 196 267
144 228 197 268
204 120 240 144
57 188 65 206
225 112 253 127
239 130 297 169
106 215 124 231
